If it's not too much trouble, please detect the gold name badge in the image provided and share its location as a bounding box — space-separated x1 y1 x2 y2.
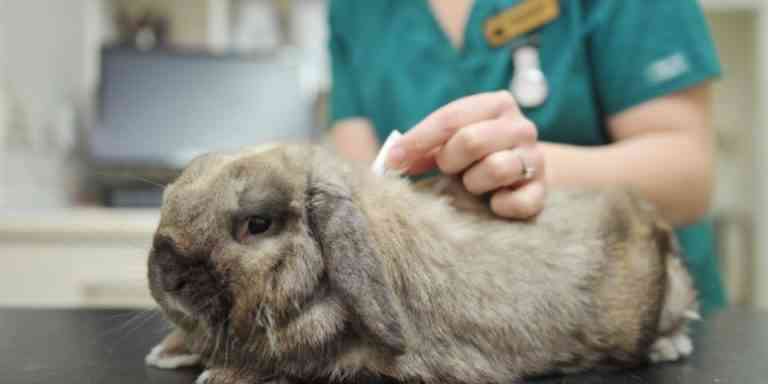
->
484 0 560 47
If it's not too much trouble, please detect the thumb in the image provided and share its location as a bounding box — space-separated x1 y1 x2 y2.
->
403 155 438 175
388 143 440 175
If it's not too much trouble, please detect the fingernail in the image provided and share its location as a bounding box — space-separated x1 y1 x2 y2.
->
388 145 406 168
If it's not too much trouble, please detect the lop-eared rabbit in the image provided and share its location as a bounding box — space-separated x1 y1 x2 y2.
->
145 144 698 384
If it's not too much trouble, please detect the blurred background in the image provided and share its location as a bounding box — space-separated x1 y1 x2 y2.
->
0 0 765 311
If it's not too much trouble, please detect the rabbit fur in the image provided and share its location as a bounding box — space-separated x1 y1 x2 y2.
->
146 144 699 384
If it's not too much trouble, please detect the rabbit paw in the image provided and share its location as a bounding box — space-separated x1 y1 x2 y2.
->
195 370 213 384
145 328 200 369
145 342 201 369
648 333 693 363
196 369 293 384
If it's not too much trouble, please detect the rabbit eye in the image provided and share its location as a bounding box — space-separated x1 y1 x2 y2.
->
247 216 272 235
232 208 288 243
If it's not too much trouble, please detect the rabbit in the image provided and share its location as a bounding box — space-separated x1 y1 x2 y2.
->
144 143 699 384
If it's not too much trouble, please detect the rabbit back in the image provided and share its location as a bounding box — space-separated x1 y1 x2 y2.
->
356 175 694 381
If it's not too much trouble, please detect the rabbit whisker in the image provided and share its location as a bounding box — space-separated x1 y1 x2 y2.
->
92 171 169 189
103 307 160 338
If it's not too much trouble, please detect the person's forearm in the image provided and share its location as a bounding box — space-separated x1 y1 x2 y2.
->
330 118 379 164
541 132 714 227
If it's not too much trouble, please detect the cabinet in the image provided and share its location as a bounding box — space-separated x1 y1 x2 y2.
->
0 209 158 308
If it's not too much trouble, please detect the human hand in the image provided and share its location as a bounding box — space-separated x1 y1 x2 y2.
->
387 91 547 219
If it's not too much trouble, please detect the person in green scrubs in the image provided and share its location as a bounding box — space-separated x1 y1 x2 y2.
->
326 0 726 315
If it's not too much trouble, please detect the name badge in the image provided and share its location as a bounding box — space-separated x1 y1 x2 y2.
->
484 0 560 47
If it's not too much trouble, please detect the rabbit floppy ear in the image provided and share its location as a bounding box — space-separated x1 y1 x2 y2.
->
307 178 406 355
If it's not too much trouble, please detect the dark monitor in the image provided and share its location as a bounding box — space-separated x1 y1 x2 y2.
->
89 46 318 171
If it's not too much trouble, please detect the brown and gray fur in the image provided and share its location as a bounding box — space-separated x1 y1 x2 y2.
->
145 144 699 384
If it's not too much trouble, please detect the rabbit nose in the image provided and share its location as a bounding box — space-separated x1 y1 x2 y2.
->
153 249 188 292
153 234 181 257
151 234 190 292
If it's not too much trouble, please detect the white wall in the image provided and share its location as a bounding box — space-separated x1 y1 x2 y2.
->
0 1 110 209
708 11 756 215
704 11 757 304
754 4 768 309
1 0 93 144
0 1 6 77
705 3 768 310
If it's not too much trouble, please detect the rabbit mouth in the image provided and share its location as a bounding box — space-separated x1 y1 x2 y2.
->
152 260 233 326
164 295 192 316
170 269 233 326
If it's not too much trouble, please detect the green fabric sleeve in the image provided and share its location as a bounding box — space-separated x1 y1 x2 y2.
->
585 0 722 116
327 0 364 124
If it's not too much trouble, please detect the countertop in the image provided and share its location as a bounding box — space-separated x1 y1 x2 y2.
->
0 308 764 384
0 208 159 241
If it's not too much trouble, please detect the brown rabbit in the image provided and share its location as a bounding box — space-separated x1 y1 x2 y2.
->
145 144 699 384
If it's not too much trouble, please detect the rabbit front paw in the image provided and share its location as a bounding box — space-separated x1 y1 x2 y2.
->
145 328 201 369
196 369 294 384
145 342 201 369
648 333 693 363
195 370 213 384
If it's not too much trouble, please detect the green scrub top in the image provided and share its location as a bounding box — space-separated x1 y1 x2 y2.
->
328 0 726 314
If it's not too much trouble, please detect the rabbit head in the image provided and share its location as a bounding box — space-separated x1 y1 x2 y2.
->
147 144 405 366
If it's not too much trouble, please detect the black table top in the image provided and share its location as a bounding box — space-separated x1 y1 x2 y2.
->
0 307 764 384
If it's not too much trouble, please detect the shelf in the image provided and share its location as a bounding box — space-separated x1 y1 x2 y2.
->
0 208 159 242
701 0 762 11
